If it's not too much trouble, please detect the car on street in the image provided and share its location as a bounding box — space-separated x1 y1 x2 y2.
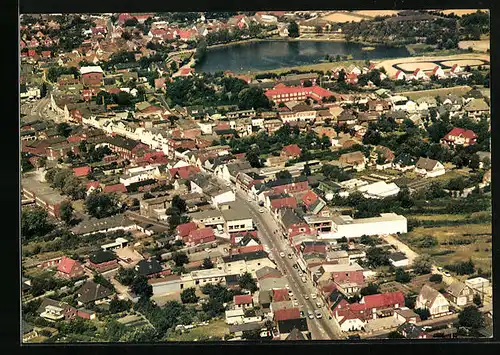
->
300 310 304 317
308 311 314 319
315 310 322 319
288 290 293 297
437 267 443 272
443 271 451 277
292 264 298 269
298 271 303 277
304 294 309 300
280 252 285 258
311 293 317 300
259 208 265 213
316 300 322 308
301 276 307 283
293 300 299 307
287 253 293 259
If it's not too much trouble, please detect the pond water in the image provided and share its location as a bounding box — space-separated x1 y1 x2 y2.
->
195 40 410 74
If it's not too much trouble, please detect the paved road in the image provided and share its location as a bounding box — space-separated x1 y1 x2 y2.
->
234 190 344 340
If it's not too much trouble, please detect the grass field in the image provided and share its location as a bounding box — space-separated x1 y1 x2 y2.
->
440 59 486 67
320 12 366 23
167 319 229 341
458 40 490 52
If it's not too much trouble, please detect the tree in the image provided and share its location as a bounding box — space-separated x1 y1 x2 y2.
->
314 25 323 34
414 308 431 321
395 268 411 283
429 274 443 283
109 298 131 314
202 257 214 269
59 201 74 224
413 255 433 275
84 192 120 219
468 154 481 171
303 79 313 87
237 87 270 110
170 61 178 72
116 267 136 286
246 150 262 168
21 207 53 240
360 283 379 296
172 252 189 267
288 21 299 38
242 329 262 340
365 247 390 268
131 275 153 298
238 272 258 293
337 69 346 83
171 195 187 214
473 293 482 307
56 122 72 137
303 163 311 177
276 170 292 180
458 306 484 329
180 287 199 304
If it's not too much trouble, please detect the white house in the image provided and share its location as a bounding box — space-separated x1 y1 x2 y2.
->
393 70 406 81
430 66 446 79
415 285 450 318
149 275 182 296
326 213 407 240
210 189 236 207
220 203 254 234
415 157 445 178
388 252 409 268
225 309 245 325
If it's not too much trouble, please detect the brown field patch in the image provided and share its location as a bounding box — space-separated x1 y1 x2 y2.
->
439 9 489 16
440 59 486 67
397 62 439 72
397 85 472 100
352 10 400 18
320 12 366 23
458 40 490 52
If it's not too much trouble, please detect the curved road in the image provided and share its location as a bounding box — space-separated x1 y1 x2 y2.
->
235 189 344 340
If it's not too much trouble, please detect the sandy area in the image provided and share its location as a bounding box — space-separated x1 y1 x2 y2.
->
458 40 490 52
440 59 486 67
352 10 400 18
397 62 438 72
320 12 366 23
376 53 490 76
439 9 488 16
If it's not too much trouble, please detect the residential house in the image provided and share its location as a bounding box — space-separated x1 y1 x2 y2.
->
88 250 118 271
135 259 171 278
339 151 367 171
280 144 302 160
397 322 430 339
234 295 254 310
415 285 450 317
278 208 313 239
70 215 137 236
54 256 85 280
415 157 445 178
76 280 114 306
393 307 420 325
37 298 78 321
441 128 477 147
392 153 417 172
446 281 474 306
464 98 490 120
220 203 254 234
186 227 216 246
388 252 409 268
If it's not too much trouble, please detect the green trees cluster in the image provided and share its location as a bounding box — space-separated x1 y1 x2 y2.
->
444 259 475 275
167 195 187 234
180 287 199 304
45 168 86 200
365 247 390 268
413 255 433 275
288 21 299 38
84 192 121 219
238 272 258 293
47 65 79 83
21 207 54 241
200 283 236 318
458 305 485 329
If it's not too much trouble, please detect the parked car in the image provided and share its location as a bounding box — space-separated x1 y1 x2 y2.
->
287 254 293 259
301 276 307 283
288 290 293 297
293 300 299 307
298 271 303 277
311 294 317 300
280 252 285 258
304 294 310 300
316 300 322 308
300 310 304 317
308 310 314 319
259 208 265 213
443 271 451 277
315 310 322 319
292 264 298 269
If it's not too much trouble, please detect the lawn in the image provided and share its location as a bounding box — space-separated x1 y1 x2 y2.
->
167 319 229 341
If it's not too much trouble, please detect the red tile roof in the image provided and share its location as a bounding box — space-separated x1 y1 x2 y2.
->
169 165 200 179
57 256 79 274
274 307 301 321
273 289 290 302
102 183 127 193
282 144 302 157
234 295 253 305
301 190 318 208
73 166 91 177
176 222 198 238
86 181 101 189
189 227 214 241
360 291 405 309
445 127 477 140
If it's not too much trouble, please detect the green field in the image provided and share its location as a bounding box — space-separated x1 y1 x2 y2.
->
167 319 229 341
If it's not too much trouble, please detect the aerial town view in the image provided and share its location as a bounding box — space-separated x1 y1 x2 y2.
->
20 9 491 342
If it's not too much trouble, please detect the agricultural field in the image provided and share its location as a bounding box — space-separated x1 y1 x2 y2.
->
439 9 489 16
320 12 366 23
352 10 400 18
440 59 486 67
458 40 490 52
397 62 439 72
397 85 472 100
167 319 229 341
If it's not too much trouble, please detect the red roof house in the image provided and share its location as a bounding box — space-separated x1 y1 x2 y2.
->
359 291 405 310
234 295 254 308
73 166 91 177
187 227 215 246
176 222 198 239
441 127 477 147
55 256 85 279
274 308 301 321
273 289 290 302
102 183 127 193
169 165 200 179
301 190 318 208
280 144 302 159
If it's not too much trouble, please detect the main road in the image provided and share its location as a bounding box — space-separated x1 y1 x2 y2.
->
234 189 344 340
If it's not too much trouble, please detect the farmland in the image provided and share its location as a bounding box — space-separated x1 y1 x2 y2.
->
320 12 366 23
458 40 490 52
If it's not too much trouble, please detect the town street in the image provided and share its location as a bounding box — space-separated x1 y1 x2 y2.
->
234 190 344 340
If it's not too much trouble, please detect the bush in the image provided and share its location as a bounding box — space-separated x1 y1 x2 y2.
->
429 274 443 283
445 259 475 275
414 308 430 321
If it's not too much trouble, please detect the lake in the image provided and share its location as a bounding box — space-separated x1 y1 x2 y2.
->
195 40 410 74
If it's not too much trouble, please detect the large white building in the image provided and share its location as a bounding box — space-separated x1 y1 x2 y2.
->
357 181 401 199
325 213 407 239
